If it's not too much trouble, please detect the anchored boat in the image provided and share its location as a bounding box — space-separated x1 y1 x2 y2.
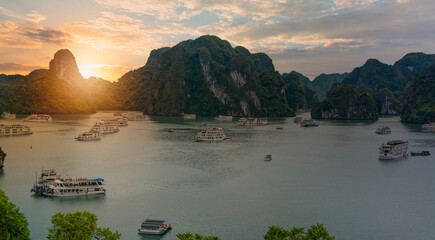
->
31 169 106 197
378 140 409 160
138 219 172 235
375 126 391 134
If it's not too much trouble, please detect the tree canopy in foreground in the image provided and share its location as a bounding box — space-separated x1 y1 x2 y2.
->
0 189 30 240
47 211 121 240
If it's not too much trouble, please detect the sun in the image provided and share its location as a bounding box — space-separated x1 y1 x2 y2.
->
78 64 103 79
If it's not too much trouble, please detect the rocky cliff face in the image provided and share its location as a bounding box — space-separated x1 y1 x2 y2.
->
0 49 96 114
48 49 84 85
311 85 378 120
115 35 294 117
401 64 435 123
378 88 401 115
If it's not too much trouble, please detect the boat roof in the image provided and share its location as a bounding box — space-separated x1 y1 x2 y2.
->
386 140 407 145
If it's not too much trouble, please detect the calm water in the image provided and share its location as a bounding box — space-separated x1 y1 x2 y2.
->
1 112 434 240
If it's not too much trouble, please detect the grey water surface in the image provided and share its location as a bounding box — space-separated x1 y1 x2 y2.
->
0 112 434 240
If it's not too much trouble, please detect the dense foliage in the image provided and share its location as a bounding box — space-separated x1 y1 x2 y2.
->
394 52 435 81
47 211 121 240
311 84 378 120
342 59 407 98
0 189 30 240
282 72 318 111
264 224 335 240
401 64 435 123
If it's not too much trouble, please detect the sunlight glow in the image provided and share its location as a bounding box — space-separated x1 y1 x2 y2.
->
78 64 104 78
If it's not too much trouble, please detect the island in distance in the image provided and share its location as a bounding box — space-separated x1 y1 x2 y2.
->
0 35 434 123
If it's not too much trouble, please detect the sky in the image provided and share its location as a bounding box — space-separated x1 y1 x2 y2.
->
0 0 434 81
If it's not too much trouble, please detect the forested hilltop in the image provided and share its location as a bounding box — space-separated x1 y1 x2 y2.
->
114 35 294 117
0 36 434 120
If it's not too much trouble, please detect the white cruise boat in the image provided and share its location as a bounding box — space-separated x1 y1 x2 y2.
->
24 114 52 121
91 122 120 134
0 123 32 136
31 169 106 197
138 219 172 235
379 140 409 160
375 126 391 134
75 131 101 141
215 115 233 121
300 119 319 127
183 114 196 120
237 117 268 126
118 111 150 121
422 123 435 131
1 112 16 119
195 125 230 142
100 117 128 126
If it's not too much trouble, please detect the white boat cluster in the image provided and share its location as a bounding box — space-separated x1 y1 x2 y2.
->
75 117 128 141
1 112 16 119
24 114 52 121
114 111 150 121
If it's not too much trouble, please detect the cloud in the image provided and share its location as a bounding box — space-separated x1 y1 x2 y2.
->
65 12 195 54
0 9 71 49
0 63 45 74
93 0 382 22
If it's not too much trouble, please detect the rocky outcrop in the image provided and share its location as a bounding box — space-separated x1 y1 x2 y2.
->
115 35 294 117
401 64 435 123
49 49 84 85
0 49 96 114
378 88 401 115
311 85 378 120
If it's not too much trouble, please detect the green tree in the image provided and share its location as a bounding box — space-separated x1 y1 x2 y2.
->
176 232 221 240
264 223 334 240
47 211 121 240
0 189 30 240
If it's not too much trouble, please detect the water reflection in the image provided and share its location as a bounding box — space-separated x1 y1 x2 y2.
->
0 169 4 179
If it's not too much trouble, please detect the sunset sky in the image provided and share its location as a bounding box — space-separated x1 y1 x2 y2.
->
0 0 434 81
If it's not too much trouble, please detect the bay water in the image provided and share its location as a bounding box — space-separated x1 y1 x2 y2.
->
1 112 434 239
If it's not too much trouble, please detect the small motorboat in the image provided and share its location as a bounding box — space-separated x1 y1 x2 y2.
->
264 154 272 161
276 127 284 130
411 151 431 156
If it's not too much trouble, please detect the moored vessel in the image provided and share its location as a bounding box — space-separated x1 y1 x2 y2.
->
411 151 431 156
24 114 52 121
138 219 172 235
31 169 106 197
378 140 409 160
216 115 233 121
195 124 230 142
1 112 16 119
75 131 101 141
300 119 319 127
375 126 391 134
99 117 128 126
183 114 196 120
0 123 32 136
422 123 435 131
91 122 120 134
238 117 268 126
115 111 150 121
